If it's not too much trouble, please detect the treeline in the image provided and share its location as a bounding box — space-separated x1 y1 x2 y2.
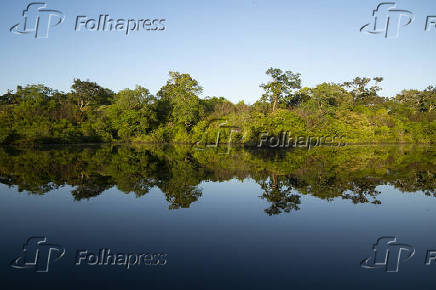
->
0 145 434 214
0 69 435 145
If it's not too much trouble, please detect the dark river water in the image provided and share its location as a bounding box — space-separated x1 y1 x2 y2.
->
0 145 435 289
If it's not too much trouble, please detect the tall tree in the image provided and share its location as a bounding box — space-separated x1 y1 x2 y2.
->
109 86 158 139
70 79 113 112
260 68 302 112
342 77 384 106
157 72 203 130
396 86 436 112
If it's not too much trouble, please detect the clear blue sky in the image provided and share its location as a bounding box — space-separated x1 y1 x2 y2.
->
1 0 435 103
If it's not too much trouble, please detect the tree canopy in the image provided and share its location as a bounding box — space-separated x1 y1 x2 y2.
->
0 70 434 145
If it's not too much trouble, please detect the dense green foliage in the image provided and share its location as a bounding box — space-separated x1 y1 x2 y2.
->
0 145 434 214
1 69 435 145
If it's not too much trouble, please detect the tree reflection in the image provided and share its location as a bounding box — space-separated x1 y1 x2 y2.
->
0 145 434 214
258 174 301 215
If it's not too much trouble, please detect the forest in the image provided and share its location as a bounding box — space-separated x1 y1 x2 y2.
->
0 68 435 145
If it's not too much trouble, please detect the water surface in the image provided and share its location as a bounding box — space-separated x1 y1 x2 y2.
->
1 145 435 289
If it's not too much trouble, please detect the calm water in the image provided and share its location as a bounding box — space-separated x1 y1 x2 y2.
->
1 145 435 289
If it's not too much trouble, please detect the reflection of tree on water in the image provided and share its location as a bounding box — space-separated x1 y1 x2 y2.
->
72 173 113 201
0 145 434 214
391 170 436 197
258 173 384 213
156 151 207 209
341 178 381 204
164 185 202 210
258 174 301 216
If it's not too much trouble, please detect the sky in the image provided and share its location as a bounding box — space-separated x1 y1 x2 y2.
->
1 0 435 104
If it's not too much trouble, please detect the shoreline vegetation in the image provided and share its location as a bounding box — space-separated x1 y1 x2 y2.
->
0 69 435 146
